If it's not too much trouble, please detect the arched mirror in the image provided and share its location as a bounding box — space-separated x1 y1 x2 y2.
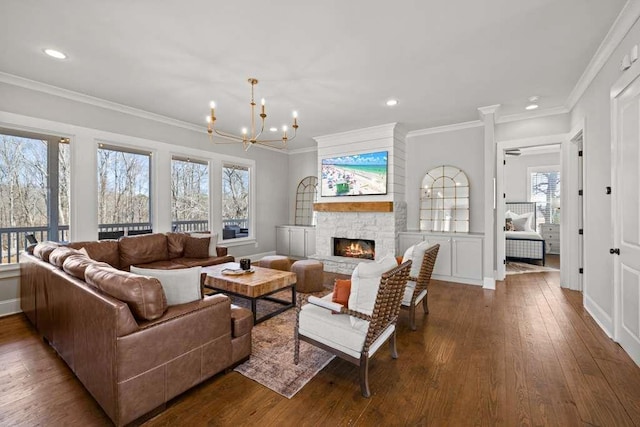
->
420 165 469 232
295 176 318 226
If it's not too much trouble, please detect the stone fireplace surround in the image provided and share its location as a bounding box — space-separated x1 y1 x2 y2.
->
311 202 407 274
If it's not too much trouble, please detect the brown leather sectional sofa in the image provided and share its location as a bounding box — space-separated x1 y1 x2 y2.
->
20 233 253 426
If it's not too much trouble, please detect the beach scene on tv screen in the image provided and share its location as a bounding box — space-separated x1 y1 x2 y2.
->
321 151 388 196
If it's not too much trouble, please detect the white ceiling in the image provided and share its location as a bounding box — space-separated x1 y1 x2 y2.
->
0 0 628 149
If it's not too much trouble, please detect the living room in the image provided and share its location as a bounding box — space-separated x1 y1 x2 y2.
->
2 1 640 425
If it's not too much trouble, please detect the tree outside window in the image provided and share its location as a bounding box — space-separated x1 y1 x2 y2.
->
222 164 250 239
0 132 70 263
171 157 209 232
529 168 561 228
97 145 150 234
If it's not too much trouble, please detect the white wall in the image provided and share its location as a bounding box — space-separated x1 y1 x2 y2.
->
569 14 640 335
504 152 561 202
406 126 484 232
496 114 570 141
288 150 318 224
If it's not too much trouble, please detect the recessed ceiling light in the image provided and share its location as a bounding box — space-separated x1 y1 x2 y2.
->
44 48 67 59
386 99 398 106
525 104 539 110
269 127 278 132
528 95 539 102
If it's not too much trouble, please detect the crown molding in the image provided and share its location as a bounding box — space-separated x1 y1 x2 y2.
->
407 120 483 138
497 105 570 124
313 123 399 147
286 145 318 155
566 0 640 109
0 71 205 133
477 104 501 119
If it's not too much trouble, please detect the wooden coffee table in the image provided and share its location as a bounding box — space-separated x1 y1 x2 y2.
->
203 262 297 324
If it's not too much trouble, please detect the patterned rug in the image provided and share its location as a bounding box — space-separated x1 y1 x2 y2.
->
506 261 559 275
233 272 348 398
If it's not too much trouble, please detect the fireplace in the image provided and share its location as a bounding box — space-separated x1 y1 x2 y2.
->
333 237 375 260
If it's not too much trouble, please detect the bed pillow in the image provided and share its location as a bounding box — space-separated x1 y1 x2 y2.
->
510 212 534 232
505 218 515 231
130 266 202 306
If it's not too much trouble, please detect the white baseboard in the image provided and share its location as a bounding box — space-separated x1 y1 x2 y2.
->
584 294 614 338
483 277 496 290
0 298 21 318
432 274 483 287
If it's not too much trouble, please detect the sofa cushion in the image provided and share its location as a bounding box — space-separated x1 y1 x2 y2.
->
173 256 235 268
130 266 202 306
85 263 167 321
119 233 169 270
132 260 187 270
183 235 209 258
190 232 219 257
67 240 121 269
48 246 82 268
348 255 397 331
62 254 106 281
33 242 61 262
166 232 188 259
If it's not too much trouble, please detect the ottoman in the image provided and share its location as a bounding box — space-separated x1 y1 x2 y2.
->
291 260 324 293
258 255 291 271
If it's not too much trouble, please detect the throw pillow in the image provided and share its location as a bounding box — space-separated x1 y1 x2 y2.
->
190 232 219 257
348 255 398 330
507 212 534 232
130 266 202 306
332 279 351 308
402 240 432 277
505 218 515 231
184 236 210 258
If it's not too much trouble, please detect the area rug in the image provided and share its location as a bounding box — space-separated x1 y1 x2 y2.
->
233 306 334 399
506 261 559 275
232 272 348 399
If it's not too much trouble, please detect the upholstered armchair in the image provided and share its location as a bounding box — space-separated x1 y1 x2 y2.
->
400 242 439 330
294 258 412 397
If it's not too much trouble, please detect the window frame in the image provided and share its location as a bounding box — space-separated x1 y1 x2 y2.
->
527 164 561 226
170 155 210 233
220 161 254 244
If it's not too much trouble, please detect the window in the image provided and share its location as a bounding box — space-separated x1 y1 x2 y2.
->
0 131 70 263
171 157 209 232
529 167 561 227
97 145 151 237
295 176 318 226
222 163 250 240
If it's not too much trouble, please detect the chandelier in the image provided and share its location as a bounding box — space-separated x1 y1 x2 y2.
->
206 78 299 151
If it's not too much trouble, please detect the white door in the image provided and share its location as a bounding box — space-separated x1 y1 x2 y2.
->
613 70 640 366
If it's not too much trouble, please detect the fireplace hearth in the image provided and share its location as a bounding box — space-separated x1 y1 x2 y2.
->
333 237 375 260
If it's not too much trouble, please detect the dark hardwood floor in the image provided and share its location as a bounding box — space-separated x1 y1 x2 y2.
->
1 269 639 426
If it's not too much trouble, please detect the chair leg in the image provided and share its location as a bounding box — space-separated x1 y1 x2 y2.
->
389 330 398 359
359 354 371 398
410 303 417 331
422 293 429 314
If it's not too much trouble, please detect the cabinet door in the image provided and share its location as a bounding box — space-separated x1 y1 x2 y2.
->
289 228 306 258
452 238 482 279
398 233 425 255
427 236 452 276
304 228 316 257
276 227 290 255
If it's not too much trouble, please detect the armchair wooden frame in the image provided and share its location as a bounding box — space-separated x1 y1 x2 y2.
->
294 260 412 397
403 244 439 330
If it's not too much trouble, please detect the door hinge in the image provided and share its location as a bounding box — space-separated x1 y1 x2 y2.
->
503 159 506 165
503 193 506 199
578 189 583 196
503 259 506 265
606 186 612 195
610 248 620 255
578 150 583 157
503 226 506 231
579 268 584 274
578 228 583 235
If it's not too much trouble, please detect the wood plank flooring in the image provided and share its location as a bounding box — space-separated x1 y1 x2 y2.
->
1 269 639 426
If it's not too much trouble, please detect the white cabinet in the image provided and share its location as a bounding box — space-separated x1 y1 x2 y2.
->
276 226 316 258
540 223 560 254
398 231 484 286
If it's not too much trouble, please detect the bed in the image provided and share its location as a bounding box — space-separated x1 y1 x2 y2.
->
505 202 546 265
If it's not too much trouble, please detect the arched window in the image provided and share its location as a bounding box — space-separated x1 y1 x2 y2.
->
420 165 469 232
295 176 318 226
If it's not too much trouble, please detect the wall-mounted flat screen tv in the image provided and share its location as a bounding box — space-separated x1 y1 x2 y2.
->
321 151 388 196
